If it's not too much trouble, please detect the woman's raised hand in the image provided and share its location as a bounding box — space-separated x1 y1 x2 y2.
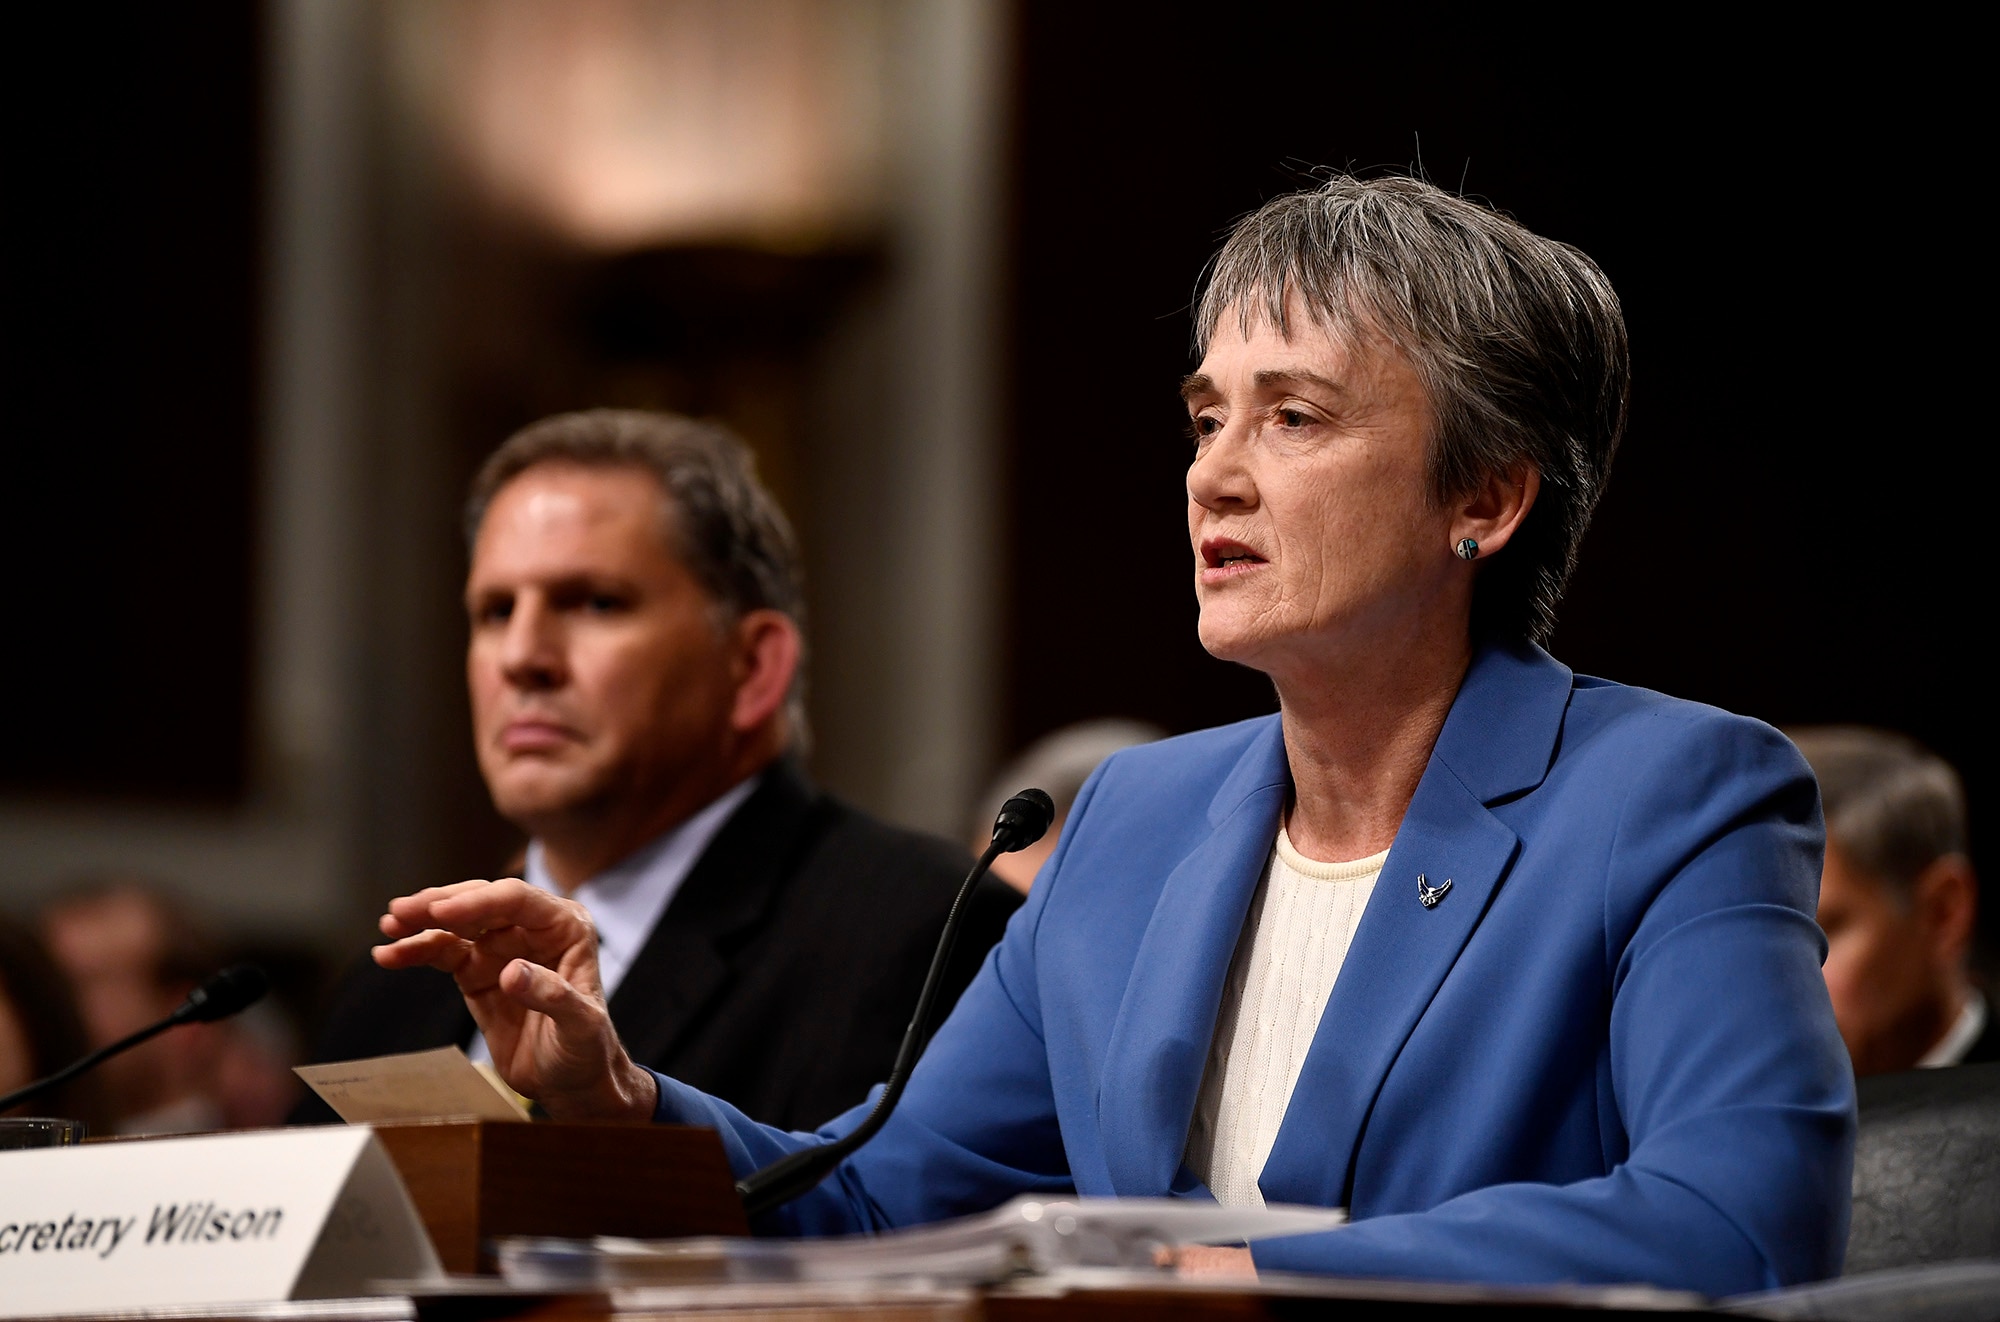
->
373 879 657 1122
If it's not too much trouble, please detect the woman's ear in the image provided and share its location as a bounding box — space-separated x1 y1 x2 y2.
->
1450 462 1540 558
729 609 803 735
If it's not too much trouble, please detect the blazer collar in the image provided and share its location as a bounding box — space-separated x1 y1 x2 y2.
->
1205 717 1294 828
608 757 824 1068
1099 640 1573 1201
1428 639 1573 804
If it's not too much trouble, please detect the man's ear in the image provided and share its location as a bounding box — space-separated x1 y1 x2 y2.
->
728 609 802 735
1450 461 1540 557
1914 853 1979 971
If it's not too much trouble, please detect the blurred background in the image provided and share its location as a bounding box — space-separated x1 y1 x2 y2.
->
0 2 1982 1117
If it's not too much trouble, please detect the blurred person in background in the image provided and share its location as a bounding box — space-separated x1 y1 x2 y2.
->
1791 727 1991 1073
41 880 220 1133
299 410 1018 1131
972 719 1164 893
40 879 301 1132
0 914 112 1133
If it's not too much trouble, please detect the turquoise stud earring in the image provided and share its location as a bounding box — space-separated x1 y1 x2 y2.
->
1455 537 1479 561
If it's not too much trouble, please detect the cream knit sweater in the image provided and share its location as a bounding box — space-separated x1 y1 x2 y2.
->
1184 827 1386 1206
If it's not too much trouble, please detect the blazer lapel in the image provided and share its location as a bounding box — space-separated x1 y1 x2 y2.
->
609 760 822 1069
1258 763 1519 1208
1099 720 1290 1196
1259 641 1572 1209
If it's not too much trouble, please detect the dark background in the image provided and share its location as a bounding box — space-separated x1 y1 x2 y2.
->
1002 9 1987 952
1 4 263 800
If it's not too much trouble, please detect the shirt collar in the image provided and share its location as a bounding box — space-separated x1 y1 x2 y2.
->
1918 989 1989 1068
523 775 759 998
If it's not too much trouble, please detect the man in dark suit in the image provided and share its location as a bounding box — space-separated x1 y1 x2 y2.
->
1793 727 1995 1073
297 409 1019 1131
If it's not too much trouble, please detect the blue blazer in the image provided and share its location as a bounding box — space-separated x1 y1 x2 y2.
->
653 642 1855 1294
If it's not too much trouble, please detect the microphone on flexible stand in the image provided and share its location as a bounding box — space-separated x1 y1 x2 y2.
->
0 964 270 1115
735 788 1056 1219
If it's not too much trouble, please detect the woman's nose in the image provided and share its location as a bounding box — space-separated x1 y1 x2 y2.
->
1187 426 1255 511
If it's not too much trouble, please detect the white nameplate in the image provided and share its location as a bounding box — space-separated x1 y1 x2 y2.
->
0 1128 443 1317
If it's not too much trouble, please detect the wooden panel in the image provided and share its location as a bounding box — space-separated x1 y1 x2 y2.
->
477 1123 750 1243
371 1124 486 1273
371 1122 748 1274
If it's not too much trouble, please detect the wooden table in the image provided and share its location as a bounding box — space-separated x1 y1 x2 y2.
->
23 1272 1718 1322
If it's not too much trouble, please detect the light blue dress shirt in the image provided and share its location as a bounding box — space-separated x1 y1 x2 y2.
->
467 776 755 1065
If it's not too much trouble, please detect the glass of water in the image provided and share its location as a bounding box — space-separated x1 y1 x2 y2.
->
0 1117 87 1149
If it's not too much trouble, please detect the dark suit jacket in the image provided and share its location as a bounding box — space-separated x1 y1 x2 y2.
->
294 760 1022 1131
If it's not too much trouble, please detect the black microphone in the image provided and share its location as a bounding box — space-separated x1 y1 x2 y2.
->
736 788 1056 1219
0 964 270 1115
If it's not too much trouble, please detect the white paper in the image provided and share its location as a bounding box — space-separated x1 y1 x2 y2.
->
0 1128 442 1317
498 1195 1348 1287
295 1046 530 1124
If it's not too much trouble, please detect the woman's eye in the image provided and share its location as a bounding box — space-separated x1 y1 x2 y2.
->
1188 414 1221 440
1278 408 1312 428
588 594 626 614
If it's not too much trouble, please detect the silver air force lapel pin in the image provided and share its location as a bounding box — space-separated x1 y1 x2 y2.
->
1417 873 1453 909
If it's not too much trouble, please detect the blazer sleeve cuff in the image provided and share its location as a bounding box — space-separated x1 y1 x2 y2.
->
651 1068 722 1127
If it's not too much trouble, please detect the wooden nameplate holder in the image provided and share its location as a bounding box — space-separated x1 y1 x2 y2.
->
369 1121 748 1273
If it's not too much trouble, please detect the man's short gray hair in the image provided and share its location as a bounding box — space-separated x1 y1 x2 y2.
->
466 409 809 743
1195 174 1630 644
1790 726 1968 895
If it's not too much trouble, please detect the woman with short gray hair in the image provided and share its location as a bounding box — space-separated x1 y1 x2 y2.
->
375 174 1852 1293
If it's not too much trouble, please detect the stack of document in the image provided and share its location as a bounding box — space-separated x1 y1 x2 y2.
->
496 1197 1348 1288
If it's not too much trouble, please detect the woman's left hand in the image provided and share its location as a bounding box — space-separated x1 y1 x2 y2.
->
1162 1245 1258 1279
